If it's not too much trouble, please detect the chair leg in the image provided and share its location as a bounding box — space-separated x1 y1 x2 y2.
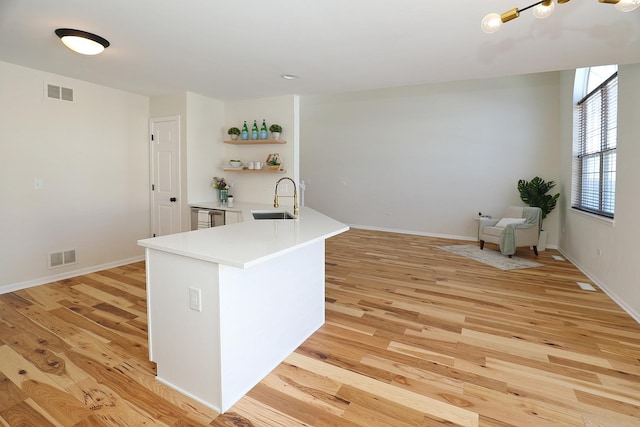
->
533 246 538 256
480 240 485 250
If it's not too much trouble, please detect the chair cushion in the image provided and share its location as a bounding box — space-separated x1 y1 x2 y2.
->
483 226 504 238
494 217 526 228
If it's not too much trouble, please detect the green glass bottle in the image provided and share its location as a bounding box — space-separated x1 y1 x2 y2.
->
241 121 249 140
260 119 268 140
251 120 259 140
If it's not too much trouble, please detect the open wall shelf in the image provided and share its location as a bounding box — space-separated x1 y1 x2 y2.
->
223 168 286 173
224 139 286 145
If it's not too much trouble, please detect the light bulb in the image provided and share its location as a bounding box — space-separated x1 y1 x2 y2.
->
533 1 555 18
615 0 640 12
60 36 105 55
481 13 503 33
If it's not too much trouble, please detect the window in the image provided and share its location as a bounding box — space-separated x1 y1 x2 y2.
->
572 65 618 219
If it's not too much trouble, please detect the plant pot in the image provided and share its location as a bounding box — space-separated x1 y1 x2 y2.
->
230 134 238 140
271 132 280 140
537 230 547 252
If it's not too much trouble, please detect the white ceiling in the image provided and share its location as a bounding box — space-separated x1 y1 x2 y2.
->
0 0 638 101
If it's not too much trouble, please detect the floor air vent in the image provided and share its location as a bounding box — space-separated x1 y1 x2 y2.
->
577 282 596 291
49 249 77 268
46 84 74 102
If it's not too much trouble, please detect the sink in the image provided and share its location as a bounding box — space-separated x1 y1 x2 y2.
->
252 211 296 220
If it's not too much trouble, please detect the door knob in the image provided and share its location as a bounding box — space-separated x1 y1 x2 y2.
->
170 197 177 202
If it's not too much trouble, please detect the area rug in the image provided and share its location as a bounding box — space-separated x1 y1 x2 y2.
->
438 244 544 271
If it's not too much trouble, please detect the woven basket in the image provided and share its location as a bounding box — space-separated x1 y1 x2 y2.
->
266 153 282 170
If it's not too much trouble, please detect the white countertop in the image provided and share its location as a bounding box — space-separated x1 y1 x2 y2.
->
138 203 349 268
188 200 253 212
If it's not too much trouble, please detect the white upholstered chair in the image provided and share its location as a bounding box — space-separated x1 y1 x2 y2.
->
478 206 541 257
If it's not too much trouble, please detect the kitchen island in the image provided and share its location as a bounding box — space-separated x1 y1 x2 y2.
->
137 205 348 413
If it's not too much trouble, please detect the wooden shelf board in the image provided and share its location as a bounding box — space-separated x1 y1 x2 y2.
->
223 168 287 173
224 139 286 145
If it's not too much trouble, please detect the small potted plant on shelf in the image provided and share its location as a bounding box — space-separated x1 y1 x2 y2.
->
227 127 241 140
269 124 282 140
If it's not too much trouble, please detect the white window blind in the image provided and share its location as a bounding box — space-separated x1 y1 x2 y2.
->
572 72 617 218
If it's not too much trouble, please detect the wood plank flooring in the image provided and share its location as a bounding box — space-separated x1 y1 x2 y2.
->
1 228 639 426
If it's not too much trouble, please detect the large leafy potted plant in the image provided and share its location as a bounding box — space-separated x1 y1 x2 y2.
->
517 176 560 251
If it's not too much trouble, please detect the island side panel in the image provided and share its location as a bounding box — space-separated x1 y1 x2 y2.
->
217 240 326 412
145 248 223 410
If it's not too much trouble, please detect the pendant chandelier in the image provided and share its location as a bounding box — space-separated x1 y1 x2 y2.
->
481 0 640 33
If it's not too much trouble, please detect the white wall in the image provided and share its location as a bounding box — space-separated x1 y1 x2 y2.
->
300 73 562 242
0 61 149 290
185 92 225 203
5 55 637 321
559 64 640 321
222 96 299 205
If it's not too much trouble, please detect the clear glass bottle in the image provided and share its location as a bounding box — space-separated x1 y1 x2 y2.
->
251 120 259 140
260 119 268 140
241 121 249 140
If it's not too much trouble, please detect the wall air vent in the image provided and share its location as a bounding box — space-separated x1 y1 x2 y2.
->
60 87 74 101
47 84 60 99
46 84 74 102
48 249 77 268
49 252 63 268
63 249 76 264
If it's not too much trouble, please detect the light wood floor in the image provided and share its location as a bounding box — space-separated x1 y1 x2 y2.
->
1 228 639 426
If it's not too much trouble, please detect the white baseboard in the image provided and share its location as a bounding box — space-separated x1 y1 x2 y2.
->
0 256 145 295
347 225 637 324
7 232 635 327
348 224 476 242
557 249 640 325
348 224 561 250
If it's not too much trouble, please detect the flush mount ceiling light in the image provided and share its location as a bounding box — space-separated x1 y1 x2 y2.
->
55 28 110 55
481 0 640 33
280 74 298 80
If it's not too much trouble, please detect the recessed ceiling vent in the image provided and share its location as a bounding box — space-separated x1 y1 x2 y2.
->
46 84 74 102
48 249 77 268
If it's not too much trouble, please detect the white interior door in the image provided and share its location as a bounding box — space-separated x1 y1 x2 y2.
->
150 116 181 237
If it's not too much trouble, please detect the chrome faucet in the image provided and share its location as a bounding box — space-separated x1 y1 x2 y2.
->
274 177 298 215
